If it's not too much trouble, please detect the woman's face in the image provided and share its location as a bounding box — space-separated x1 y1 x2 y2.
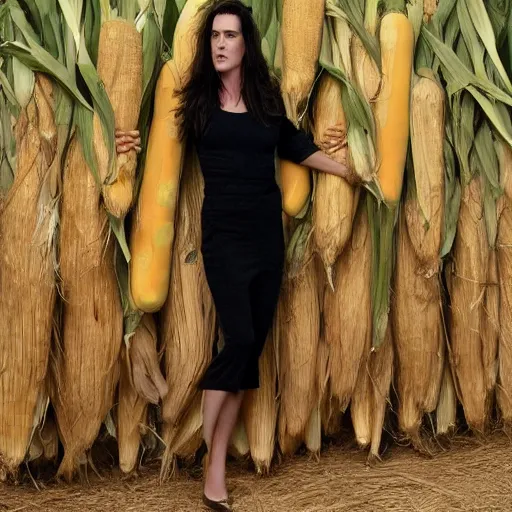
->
211 14 246 74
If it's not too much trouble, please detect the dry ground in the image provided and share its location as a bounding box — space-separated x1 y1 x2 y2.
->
0 433 511 512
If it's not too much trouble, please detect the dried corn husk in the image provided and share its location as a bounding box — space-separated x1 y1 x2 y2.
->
351 345 373 448
160 150 215 471
173 0 212 84
278 252 320 454
92 20 142 218
369 325 394 460
407 75 445 277
497 198 512 424
393 207 444 444
281 0 325 121
436 363 457 435
323 202 371 413
0 74 56 478
312 73 355 280
160 391 203 480
242 328 278 475
423 0 439 23
447 177 493 433
51 135 123 482
118 315 166 474
350 36 381 102
229 420 250 459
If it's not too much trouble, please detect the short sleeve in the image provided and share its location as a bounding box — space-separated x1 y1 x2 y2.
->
277 116 318 164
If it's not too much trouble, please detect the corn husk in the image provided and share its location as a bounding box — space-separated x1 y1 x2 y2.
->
393 207 444 444
173 0 212 84
350 344 373 448
160 150 216 473
118 315 166 474
51 135 123 482
92 19 142 218
323 202 371 412
281 0 325 121
351 323 394 458
278 253 320 454
369 325 394 460
423 0 439 23
229 420 250 459
447 177 493 433
350 36 381 103
312 73 355 280
436 363 457 435
242 328 278 475
407 74 445 277
0 74 56 478
497 198 512 424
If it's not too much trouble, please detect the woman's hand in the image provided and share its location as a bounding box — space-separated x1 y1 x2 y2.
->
317 123 347 156
115 130 142 155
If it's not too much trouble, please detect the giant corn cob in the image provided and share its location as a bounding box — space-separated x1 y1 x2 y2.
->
497 197 512 425
92 20 143 218
0 74 56 477
323 202 371 413
407 75 445 276
51 135 123 482
117 314 166 474
374 12 414 205
393 207 444 445
130 60 183 312
312 74 355 279
278 252 320 454
447 177 493 433
281 0 325 121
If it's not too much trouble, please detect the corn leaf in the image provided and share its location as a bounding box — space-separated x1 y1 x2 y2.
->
486 0 511 45
0 67 19 110
108 212 131 262
17 0 43 37
422 26 512 104
162 0 179 54
76 35 116 180
431 0 456 36
328 0 381 70
142 8 161 97
457 0 486 80
56 0 81 52
475 120 501 197
463 0 512 93
118 0 139 22
363 0 379 36
252 0 275 40
0 40 93 113
451 91 475 185
84 0 101 65
12 54 34 109
440 137 460 258
407 0 423 47
468 85 512 147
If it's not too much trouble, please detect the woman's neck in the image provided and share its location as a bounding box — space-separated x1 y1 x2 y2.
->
219 68 243 108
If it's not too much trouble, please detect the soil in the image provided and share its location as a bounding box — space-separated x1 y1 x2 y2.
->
0 433 511 512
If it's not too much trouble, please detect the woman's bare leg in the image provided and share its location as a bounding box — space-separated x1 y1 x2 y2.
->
203 390 244 501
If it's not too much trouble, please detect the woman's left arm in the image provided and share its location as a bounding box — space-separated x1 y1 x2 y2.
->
301 151 361 186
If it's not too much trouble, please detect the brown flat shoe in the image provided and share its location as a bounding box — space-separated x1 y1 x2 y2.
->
202 493 232 511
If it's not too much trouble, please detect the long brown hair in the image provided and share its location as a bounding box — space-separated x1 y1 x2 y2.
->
175 0 284 141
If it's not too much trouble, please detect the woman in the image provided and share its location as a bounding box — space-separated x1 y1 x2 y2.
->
117 1 362 509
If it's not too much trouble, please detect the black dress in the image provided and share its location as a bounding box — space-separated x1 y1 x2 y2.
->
197 106 318 392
